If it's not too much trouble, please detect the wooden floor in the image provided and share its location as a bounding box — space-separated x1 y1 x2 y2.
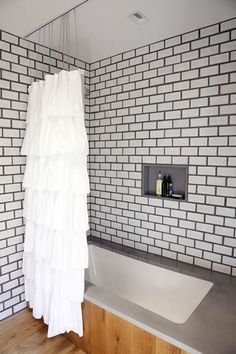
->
0 309 86 354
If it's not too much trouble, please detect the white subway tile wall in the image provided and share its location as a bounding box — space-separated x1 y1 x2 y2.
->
1 17 236 322
89 18 236 276
0 30 90 320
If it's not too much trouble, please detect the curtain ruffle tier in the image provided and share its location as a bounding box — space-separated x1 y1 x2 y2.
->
22 69 89 337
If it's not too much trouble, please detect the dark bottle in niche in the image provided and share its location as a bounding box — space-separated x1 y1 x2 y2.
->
162 174 168 197
167 175 173 197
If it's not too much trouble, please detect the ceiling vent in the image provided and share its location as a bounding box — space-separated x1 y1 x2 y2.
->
128 11 148 25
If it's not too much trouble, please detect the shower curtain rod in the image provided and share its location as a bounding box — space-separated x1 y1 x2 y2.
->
24 0 88 38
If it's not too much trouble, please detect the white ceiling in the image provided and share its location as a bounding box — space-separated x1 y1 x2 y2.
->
0 0 236 63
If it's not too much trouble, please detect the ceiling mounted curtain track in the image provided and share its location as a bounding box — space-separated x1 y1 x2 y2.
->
24 0 90 98
24 0 88 39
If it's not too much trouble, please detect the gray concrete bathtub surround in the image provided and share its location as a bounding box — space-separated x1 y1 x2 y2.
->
86 237 236 354
89 17 236 276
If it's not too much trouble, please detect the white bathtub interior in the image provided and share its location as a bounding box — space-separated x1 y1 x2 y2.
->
85 245 214 324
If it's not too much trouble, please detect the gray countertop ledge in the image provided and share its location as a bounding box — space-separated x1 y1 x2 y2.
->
85 236 236 354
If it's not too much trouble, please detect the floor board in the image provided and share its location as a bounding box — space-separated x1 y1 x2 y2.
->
0 309 86 354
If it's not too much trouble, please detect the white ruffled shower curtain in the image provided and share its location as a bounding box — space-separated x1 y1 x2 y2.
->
21 69 89 337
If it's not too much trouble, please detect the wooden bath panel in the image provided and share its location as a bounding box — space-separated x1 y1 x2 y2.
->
65 300 188 354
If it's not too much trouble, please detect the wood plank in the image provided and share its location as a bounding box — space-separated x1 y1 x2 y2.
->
0 310 45 352
90 302 106 354
130 325 143 354
0 309 87 354
156 335 183 354
105 310 132 354
142 329 157 354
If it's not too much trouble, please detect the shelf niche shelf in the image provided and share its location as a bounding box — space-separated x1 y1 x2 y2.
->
142 164 188 201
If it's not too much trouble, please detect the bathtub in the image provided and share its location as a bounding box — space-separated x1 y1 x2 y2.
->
85 244 213 324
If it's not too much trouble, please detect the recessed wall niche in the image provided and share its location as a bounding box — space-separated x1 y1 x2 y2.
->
142 164 188 201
